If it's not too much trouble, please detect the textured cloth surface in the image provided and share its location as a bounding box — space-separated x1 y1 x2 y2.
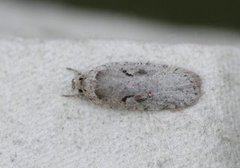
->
0 39 240 168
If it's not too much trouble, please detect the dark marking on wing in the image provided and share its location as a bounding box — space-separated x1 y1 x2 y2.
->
122 70 134 77
121 95 134 102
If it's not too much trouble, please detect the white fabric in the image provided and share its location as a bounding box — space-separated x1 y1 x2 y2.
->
0 39 239 168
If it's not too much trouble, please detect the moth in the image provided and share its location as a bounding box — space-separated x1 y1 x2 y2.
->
64 62 201 111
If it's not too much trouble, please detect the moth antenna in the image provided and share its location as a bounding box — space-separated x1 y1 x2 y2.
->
61 94 80 97
66 67 81 76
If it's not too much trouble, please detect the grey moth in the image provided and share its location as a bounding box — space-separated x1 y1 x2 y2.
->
65 62 201 111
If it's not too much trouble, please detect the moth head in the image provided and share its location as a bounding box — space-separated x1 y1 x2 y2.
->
72 75 85 94
66 67 85 95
